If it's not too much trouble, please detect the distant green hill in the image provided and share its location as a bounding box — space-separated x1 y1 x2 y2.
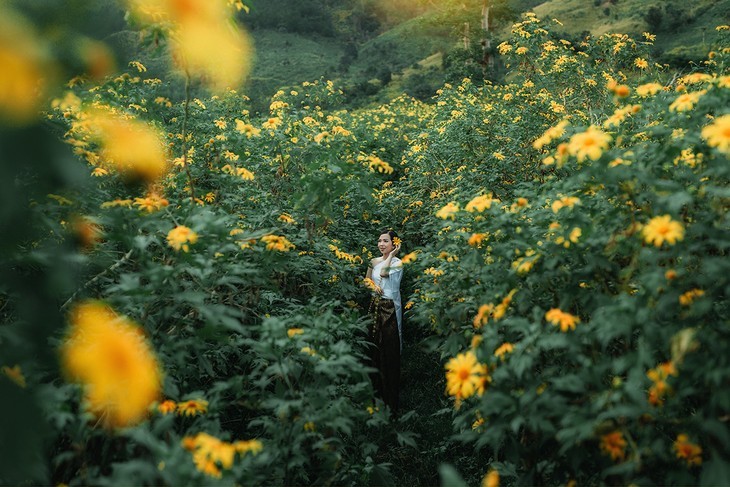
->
242 0 729 111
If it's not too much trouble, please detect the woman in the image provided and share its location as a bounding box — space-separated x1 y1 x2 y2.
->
365 230 403 412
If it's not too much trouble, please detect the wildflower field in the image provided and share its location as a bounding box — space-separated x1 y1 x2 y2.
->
1 1 729 486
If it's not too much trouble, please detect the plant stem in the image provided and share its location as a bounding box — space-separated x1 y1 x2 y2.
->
181 71 195 203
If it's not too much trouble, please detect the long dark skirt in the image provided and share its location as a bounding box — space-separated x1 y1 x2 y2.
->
368 295 401 412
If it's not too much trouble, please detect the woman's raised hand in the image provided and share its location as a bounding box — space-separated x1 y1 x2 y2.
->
389 244 401 258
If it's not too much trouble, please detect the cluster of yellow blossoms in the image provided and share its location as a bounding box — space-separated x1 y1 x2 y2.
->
182 432 262 478
328 244 363 264
158 398 208 416
473 290 517 328
647 361 677 406
261 234 295 252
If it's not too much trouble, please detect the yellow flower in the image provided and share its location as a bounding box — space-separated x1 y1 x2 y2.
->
468 233 488 247
642 215 684 247
127 0 253 92
234 119 261 137
0 8 54 124
494 343 514 359
157 400 177 414
393 237 402 246
611 84 631 98
436 202 459 220
287 328 304 338
634 57 648 69
497 42 512 54
262 117 281 130
568 227 582 244
300 346 317 356
473 304 494 328
167 225 198 252
482 469 500 487
545 308 580 332
236 167 255 180
567 126 612 162
134 193 169 213
636 82 663 97
101 199 133 209
600 431 627 461
2 365 26 388
60 301 162 428
278 213 296 224
367 155 394 174
679 288 704 306
465 194 497 212
401 252 417 264
84 108 168 182
674 434 702 466
551 196 580 213
362 277 382 294
669 91 704 112
314 131 330 144
445 351 484 400
701 114 730 155
533 120 569 150
178 399 208 416
182 432 261 478
261 235 295 252
516 47 528 55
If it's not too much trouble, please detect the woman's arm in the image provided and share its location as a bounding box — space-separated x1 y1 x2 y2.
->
380 245 401 277
366 266 372 280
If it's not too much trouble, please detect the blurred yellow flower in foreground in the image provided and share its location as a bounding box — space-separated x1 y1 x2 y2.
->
287 328 304 338
167 225 198 252
482 469 500 487
465 194 497 212
567 126 611 162
0 8 55 124
436 202 459 220
401 251 417 264
669 91 704 112
60 301 162 428
127 0 253 92
701 114 730 155
642 215 684 247
83 109 168 182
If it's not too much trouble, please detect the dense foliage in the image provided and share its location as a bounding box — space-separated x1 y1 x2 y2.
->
1 1 729 486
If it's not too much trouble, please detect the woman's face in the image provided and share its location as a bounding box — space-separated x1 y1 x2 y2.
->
377 233 393 256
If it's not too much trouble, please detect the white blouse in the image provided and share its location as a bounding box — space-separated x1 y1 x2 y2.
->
372 257 404 346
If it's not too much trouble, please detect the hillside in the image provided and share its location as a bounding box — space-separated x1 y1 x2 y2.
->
242 0 730 110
